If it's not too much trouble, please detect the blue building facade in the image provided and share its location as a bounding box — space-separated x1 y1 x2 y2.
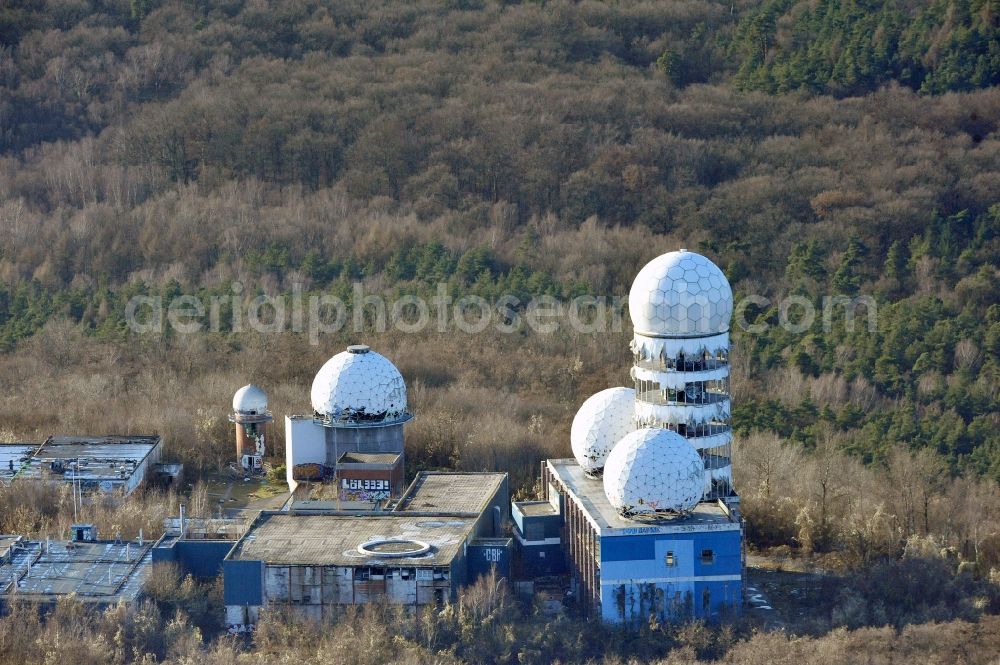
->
536 459 744 623
599 528 742 621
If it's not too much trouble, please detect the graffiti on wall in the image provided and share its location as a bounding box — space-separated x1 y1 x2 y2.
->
340 477 391 502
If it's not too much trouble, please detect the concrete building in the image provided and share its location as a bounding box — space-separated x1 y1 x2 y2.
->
511 499 564 577
0 526 154 606
0 435 163 497
222 471 510 630
285 345 412 501
290 452 405 511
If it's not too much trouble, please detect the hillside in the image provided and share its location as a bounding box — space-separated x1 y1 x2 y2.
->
0 0 999 662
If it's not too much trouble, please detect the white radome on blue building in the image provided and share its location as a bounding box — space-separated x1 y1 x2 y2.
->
517 248 744 623
602 428 705 516
570 387 636 474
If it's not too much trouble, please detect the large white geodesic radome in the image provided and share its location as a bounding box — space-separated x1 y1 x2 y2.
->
310 345 408 423
603 428 705 515
233 384 268 414
571 387 636 473
628 250 733 337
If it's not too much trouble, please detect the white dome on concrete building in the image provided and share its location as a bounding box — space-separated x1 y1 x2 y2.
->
233 384 268 414
310 345 408 424
570 387 636 474
628 250 733 338
603 428 705 516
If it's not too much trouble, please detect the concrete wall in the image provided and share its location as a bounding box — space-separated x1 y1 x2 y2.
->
337 462 405 501
126 438 163 496
325 423 404 463
285 416 327 491
470 475 510 539
226 562 455 623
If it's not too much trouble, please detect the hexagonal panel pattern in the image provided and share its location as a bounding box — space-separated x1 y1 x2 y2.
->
233 384 268 413
310 345 408 423
603 428 704 516
629 250 733 337
571 387 636 473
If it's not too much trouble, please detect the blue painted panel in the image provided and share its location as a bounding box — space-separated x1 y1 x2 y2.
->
597 528 743 624
691 579 742 619
599 580 697 623
174 541 235 578
601 536 655 561
603 532 741 569
223 560 264 605
542 514 562 539
599 578 742 623
151 546 177 565
468 539 512 580
519 543 564 576
691 531 742 577
513 506 562 541
654 539 696 578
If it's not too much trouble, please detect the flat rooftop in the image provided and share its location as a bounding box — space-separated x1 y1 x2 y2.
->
227 512 476 567
0 540 153 603
0 445 37 479
293 481 380 504
13 435 161 483
514 501 558 517
396 472 506 515
338 452 401 465
0 536 22 558
546 459 739 535
162 517 248 539
34 435 161 460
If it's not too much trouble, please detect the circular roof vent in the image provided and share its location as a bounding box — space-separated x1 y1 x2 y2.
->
357 539 431 558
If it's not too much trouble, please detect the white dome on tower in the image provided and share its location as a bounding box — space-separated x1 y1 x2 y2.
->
233 384 268 414
310 345 408 423
603 428 705 516
628 250 733 337
571 387 636 473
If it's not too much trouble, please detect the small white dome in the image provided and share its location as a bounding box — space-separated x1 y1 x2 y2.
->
233 384 268 414
571 387 635 473
310 345 408 423
629 250 733 337
603 428 705 516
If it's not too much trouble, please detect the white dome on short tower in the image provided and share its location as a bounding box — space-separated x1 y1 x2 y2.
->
603 428 705 516
233 384 268 414
310 345 409 423
571 387 636 474
629 249 733 338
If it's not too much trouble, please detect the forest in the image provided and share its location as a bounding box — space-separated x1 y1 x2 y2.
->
0 0 999 662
